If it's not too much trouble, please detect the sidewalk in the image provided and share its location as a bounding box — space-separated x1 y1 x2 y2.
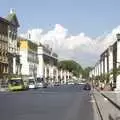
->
101 91 120 107
93 89 120 120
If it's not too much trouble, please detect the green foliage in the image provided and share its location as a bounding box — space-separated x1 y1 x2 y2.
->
99 73 110 83
58 60 83 77
95 75 101 80
82 67 92 79
110 67 120 75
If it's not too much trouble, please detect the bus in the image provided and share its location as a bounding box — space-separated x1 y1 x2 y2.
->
8 78 26 91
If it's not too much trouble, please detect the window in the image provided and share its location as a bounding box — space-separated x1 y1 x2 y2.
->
0 34 1 40
9 79 22 86
12 34 14 40
5 35 7 41
9 31 12 38
14 33 17 40
0 42 1 49
5 65 8 73
5 44 7 51
2 34 4 41
1 34 3 41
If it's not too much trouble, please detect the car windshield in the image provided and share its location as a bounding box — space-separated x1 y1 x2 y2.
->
9 79 22 86
29 79 35 84
36 78 43 82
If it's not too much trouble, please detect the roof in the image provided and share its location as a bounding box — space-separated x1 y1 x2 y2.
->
6 12 20 27
0 17 9 24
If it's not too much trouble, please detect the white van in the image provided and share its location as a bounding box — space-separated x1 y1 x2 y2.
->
28 77 37 89
36 78 43 88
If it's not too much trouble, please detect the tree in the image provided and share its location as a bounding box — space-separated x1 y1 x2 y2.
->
82 67 92 79
58 60 83 77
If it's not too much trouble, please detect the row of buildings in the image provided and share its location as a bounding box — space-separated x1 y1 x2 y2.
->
19 37 72 84
0 10 72 88
89 34 120 91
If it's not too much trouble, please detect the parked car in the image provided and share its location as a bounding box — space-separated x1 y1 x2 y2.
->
83 83 91 90
43 82 48 88
28 78 37 89
8 78 25 91
36 78 43 88
54 82 60 86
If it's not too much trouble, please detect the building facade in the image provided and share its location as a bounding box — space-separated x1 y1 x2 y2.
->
6 9 21 76
19 38 38 79
90 34 120 91
0 17 9 86
37 43 58 83
58 69 71 84
0 10 20 88
37 44 58 83
115 34 120 90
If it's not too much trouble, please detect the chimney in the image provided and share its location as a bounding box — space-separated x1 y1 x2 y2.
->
27 32 31 40
10 8 16 14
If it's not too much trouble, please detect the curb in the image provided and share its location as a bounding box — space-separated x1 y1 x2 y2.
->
92 92 104 120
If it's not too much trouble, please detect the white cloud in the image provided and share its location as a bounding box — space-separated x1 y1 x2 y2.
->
20 28 43 44
20 24 120 67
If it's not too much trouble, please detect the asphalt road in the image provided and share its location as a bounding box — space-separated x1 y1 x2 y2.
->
0 84 100 120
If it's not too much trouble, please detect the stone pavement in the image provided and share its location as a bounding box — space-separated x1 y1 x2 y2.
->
101 91 120 107
93 89 120 120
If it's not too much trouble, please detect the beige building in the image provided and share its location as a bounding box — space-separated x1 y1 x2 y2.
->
0 10 20 88
6 9 20 76
0 17 9 86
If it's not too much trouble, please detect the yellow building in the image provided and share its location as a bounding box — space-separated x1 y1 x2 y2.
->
19 37 38 79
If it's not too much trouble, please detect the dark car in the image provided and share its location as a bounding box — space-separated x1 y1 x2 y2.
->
54 82 60 86
43 82 48 88
83 83 91 90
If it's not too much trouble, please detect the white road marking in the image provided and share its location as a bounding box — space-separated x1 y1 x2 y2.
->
89 100 95 103
104 97 108 101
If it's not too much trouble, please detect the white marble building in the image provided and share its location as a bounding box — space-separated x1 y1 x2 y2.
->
90 34 120 91
115 34 120 90
37 43 58 83
58 69 71 84
6 9 21 76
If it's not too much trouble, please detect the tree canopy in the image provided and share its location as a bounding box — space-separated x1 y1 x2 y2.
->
82 67 92 79
58 60 83 77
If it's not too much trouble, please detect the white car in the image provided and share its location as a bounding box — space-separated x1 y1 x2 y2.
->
28 79 37 89
36 82 43 88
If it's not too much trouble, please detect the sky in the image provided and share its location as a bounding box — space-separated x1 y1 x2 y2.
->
1 0 120 67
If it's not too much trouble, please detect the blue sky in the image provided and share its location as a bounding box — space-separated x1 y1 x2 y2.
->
1 0 120 37
1 0 120 67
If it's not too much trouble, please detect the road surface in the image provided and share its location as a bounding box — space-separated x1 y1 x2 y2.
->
0 84 100 120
